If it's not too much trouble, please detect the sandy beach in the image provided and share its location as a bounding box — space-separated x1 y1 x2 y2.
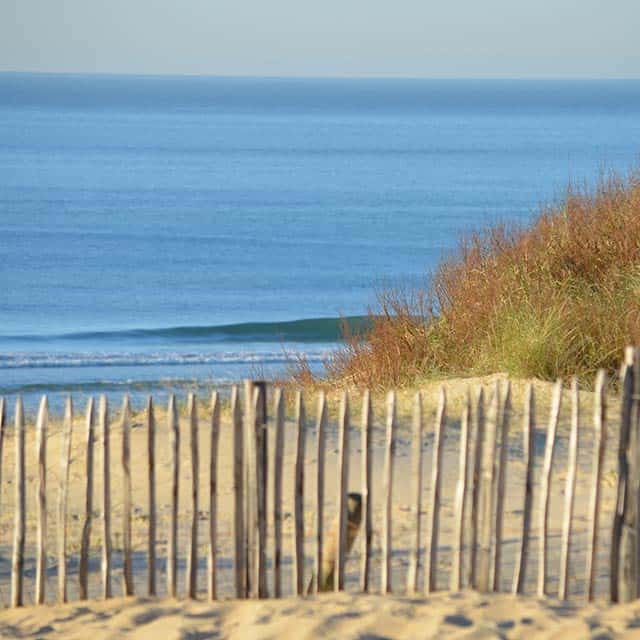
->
0 375 627 637
3 590 640 639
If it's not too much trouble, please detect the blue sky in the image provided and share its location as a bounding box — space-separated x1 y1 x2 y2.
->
1 0 639 78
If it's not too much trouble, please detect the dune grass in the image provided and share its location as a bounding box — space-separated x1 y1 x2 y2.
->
292 170 640 389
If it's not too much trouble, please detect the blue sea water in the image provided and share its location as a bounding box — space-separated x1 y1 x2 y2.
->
1 73 640 412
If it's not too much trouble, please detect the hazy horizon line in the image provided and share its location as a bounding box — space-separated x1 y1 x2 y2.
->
2 69 639 82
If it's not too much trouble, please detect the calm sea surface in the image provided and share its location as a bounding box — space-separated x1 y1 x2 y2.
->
1 74 640 411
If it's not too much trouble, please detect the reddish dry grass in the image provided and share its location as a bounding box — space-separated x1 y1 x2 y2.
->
292 170 640 389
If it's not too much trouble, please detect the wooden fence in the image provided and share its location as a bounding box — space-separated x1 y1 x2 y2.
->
2 348 640 606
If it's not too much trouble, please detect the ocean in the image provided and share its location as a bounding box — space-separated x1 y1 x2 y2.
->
1 73 640 413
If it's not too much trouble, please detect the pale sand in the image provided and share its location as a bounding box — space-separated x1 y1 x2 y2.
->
3 592 640 639
0 375 627 637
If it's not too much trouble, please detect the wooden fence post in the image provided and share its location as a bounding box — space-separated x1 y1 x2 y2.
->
186 393 199 599
407 391 424 594
253 385 268 598
243 380 258 598
11 396 26 607
208 391 220 600
312 390 327 595
469 387 484 588
586 370 607 601
381 391 396 593
512 383 535 595
360 390 373 593
121 395 134 597
99 395 112 599
559 378 580 600
147 396 157 596
537 379 562 598
231 386 245 598
477 383 498 593
273 388 285 597
167 394 179 599
425 388 446 594
492 380 511 592
451 388 471 591
294 390 306 595
35 395 48 604
57 396 74 603
335 391 350 592
612 347 636 602
79 398 95 600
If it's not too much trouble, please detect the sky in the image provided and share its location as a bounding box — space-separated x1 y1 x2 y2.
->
1 0 639 78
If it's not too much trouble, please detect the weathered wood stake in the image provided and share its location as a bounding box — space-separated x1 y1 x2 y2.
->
477 383 498 593
407 391 424 594
57 396 74 603
167 394 179 598
121 395 134 597
559 378 580 600
186 393 199 599
492 380 511 592
469 387 485 588
537 379 562 598
273 388 285 597
425 388 446 594
11 397 26 607
512 383 534 595
586 370 607 601
100 395 112 599
381 391 396 593
79 398 95 600
208 392 220 600
147 396 157 596
335 391 350 592
35 396 48 604
294 390 306 595
360 390 373 593
312 390 327 595
451 388 471 591
231 386 245 598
